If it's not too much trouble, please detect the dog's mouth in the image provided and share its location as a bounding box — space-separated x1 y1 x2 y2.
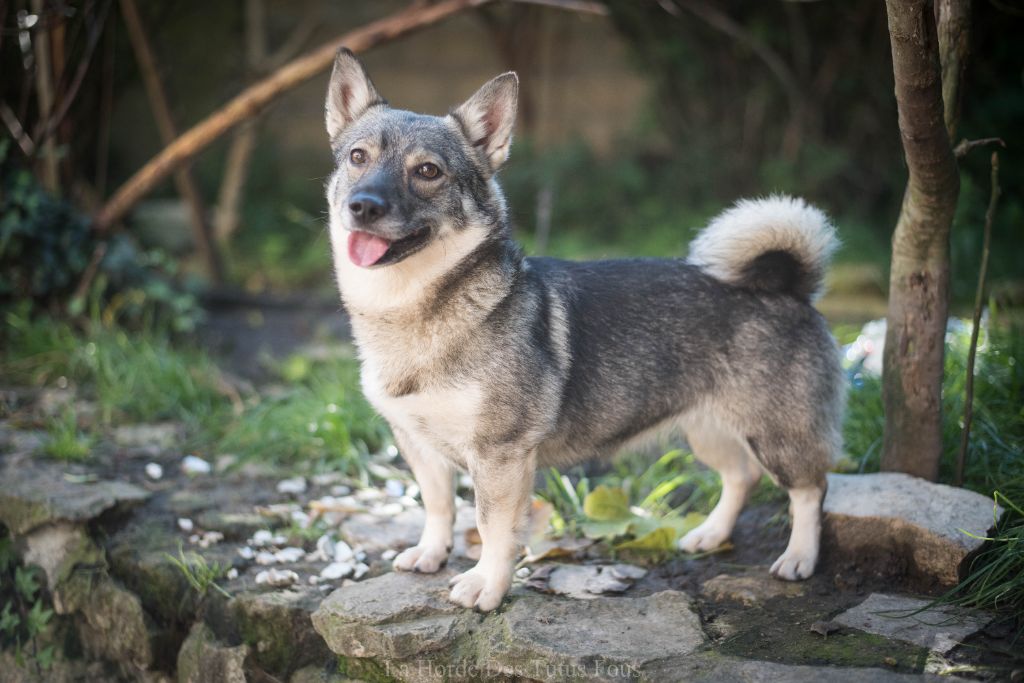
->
347 226 432 268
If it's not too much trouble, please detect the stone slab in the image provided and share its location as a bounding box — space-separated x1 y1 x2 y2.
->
0 458 150 534
833 593 991 654
701 569 806 606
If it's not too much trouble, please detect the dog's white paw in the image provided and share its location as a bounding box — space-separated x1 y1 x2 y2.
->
448 567 510 612
770 550 816 581
678 519 731 553
393 544 449 573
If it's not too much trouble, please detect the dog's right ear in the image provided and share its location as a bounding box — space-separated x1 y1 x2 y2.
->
325 48 385 141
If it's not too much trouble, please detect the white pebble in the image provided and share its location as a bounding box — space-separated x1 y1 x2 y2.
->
255 551 277 565
274 547 305 563
290 510 311 528
352 562 370 580
381 549 397 561
330 484 351 496
515 567 532 579
308 575 321 585
237 546 255 560
374 502 404 517
177 518 194 532
386 444 399 457
255 568 298 587
181 455 211 475
355 550 367 563
334 541 354 563
384 479 404 498
145 463 164 480
226 568 239 580
320 561 354 580
312 535 334 562
276 476 307 495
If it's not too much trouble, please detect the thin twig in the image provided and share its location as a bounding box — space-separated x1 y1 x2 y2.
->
0 102 34 155
956 151 1001 486
954 137 1006 159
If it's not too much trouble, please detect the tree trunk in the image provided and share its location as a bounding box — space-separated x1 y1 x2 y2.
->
880 0 961 480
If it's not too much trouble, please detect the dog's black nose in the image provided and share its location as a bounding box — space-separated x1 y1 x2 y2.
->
348 192 389 224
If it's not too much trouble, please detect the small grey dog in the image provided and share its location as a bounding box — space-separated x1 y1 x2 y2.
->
324 49 843 612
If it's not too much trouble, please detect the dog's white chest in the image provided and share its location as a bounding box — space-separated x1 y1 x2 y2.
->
361 361 482 457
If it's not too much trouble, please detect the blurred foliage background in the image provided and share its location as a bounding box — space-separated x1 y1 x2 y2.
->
1 0 1021 314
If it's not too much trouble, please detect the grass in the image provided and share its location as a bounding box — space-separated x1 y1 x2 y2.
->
1 310 386 477
41 407 92 462
164 542 231 599
216 351 389 480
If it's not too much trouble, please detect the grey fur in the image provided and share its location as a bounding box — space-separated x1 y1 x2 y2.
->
323 50 845 611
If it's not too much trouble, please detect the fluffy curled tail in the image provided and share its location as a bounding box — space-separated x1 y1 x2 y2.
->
688 195 838 302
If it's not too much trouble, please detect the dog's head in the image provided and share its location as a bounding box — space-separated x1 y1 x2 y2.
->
324 49 517 280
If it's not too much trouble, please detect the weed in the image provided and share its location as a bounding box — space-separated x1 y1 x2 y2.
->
41 407 92 462
0 532 56 673
164 543 231 599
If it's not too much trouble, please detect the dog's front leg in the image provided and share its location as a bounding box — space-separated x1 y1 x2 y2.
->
392 429 455 574
449 448 535 611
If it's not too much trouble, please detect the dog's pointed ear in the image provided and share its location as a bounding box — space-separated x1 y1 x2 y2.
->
452 72 518 174
325 48 385 141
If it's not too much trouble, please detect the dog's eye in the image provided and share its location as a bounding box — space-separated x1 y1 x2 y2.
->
350 148 367 165
416 163 441 180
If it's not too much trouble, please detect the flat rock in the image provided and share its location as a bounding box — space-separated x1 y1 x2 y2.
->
702 569 806 606
488 591 705 679
312 569 469 661
823 473 1000 585
833 593 991 654
177 622 249 683
648 656 965 682
0 458 150 534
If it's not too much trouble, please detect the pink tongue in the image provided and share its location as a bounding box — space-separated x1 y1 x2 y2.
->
347 231 391 267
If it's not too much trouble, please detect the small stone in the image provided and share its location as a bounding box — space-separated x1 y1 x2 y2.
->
194 531 224 548
320 562 354 580
809 620 840 637
373 502 404 516
181 455 211 475
333 540 354 563
384 479 404 498
237 546 255 560
274 547 305 563
290 510 311 528
178 518 194 532
226 568 239 580
515 567 531 579
256 551 277 565
255 568 298 588
330 484 351 496
308 575 321 585
702 570 806 606
352 562 369 580
144 463 163 480
312 472 343 487
276 477 307 495
381 549 397 561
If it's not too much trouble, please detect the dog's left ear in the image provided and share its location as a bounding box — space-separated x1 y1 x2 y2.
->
452 72 518 174
325 48 385 142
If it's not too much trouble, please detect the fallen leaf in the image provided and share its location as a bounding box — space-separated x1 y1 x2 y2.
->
522 536 594 564
614 526 677 552
582 485 631 521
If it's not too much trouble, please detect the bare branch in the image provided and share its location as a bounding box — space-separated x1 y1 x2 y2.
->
953 136 1006 159
956 151 1000 486
95 0 491 231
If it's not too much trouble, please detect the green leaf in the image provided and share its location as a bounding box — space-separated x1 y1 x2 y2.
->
614 526 677 552
0 602 19 635
657 511 707 537
582 485 631 521
14 567 39 601
36 644 55 670
25 600 52 637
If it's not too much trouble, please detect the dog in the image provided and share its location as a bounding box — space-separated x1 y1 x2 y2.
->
323 49 844 612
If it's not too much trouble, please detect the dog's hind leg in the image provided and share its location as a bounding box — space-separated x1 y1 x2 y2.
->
392 429 455 574
770 484 825 580
678 422 763 553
